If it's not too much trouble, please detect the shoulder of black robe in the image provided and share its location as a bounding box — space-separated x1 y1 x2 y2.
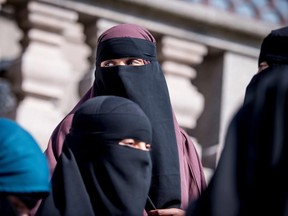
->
243 66 272 105
35 144 95 216
186 64 288 216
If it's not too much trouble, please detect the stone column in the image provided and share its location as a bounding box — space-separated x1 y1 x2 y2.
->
0 0 6 8
217 52 257 161
160 36 207 131
0 1 24 118
78 18 121 96
192 48 257 171
159 35 212 179
191 50 224 170
77 13 99 96
14 1 87 150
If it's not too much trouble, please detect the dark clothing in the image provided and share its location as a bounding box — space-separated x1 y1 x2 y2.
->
245 25 288 105
37 96 152 216
186 64 288 215
94 37 181 209
258 26 288 66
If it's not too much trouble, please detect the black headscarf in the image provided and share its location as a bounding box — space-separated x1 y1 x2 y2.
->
36 96 153 216
93 33 181 208
186 64 288 215
258 26 288 66
244 25 288 105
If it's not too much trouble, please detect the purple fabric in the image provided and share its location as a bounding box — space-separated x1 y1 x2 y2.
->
98 23 156 43
45 23 206 210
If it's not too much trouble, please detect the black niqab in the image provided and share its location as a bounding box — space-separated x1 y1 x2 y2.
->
258 26 288 66
36 96 153 216
93 37 181 209
186 64 288 215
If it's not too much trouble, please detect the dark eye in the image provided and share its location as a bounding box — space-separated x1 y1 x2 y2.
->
119 139 136 146
127 59 145 66
126 141 135 145
101 60 115 67
145 144 151 150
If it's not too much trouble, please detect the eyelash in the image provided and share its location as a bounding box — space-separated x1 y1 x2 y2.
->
102 59 143 67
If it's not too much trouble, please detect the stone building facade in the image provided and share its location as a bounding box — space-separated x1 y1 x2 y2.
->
1 0 287 180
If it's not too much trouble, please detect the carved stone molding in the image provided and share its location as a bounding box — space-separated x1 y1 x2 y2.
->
160 36 208 129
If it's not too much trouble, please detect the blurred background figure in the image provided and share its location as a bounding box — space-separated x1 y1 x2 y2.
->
257 26 288 72
244 25 288 105
186 25 288 216
0 78 17 119
0 118 50 216
0 58 25 120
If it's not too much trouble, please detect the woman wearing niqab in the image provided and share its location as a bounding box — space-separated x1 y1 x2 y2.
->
186 25 288 216
45 23 206 211
244 25 288 105
36 96 153 216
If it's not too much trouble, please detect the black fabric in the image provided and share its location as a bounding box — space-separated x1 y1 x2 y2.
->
245 26 288 105
186 64 288 216
243 65 272 105
18 194 46 210
93 38 181 209
35 146 95 216
36 96 153 216
258 26 288 66
0 197 19 216
96 38 157 64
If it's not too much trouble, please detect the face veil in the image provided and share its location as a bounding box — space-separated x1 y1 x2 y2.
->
93 36 181 209
36 96 153 216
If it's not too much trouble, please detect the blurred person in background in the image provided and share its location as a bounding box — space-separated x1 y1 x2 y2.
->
0 78 17 119
0 118 50 216
244 25 288 105
0 58 25 120
186 25 288 216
